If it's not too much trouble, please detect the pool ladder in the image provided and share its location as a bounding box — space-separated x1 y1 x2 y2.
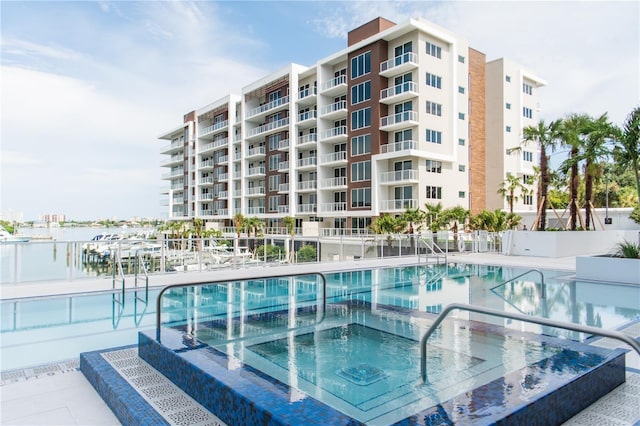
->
420 302 640 383
417 237 447 265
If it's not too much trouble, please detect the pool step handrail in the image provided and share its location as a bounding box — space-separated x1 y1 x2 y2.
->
134 252 149 304
155 272 327 343
418 236 447 265
420 302 640 383
491 268 545 292
112 248 125 307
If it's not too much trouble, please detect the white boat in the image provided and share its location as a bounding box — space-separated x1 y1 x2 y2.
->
0 229 30 243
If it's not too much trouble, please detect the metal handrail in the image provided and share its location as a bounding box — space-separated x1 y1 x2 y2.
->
112 248 125 307
155 272 327 342
420 302 640 383
134 252 149 304
491 268 545 291
418 236 447 265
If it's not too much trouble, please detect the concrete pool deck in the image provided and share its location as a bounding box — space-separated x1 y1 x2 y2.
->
1 252 639 425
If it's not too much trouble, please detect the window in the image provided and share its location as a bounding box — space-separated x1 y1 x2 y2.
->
523 83 533 95
458 112 465 120
506 126 512 133
351 161 371 182
351 188 371 207
522 174 532 184
426 101 442 116
394 41 413 62
523 107 533 119
506 103 511 110
458 138 466 146
426 159 442 173
458 86 465 94
268 196 279 212
426 186 442 199
458 55 465 63
268 175 281 191
523 151 533 162
426 72 442 89
426 41 442 58
351 51 371 79
268 134 281 151
351 81 371 105
351 107 371 130
352 217 371 230
458 164 466 172
524 194 533 205
268 90 281 102
269 154 281 171
505 75 511 82
426 129 442 144
351 134 371 156
459 191 466 198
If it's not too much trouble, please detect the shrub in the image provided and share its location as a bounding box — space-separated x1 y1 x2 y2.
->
256 244 284 262
296 244 317 263
631 205 640 225
612 240 640 259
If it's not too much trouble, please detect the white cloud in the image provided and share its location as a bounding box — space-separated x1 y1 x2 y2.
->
0 38 84 61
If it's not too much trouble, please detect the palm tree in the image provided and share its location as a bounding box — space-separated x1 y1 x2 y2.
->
497 173 531 213
370 214 405 254
283 216 296 262
558 114 591 230
399 207 426 253
615 106 640 204
442 206 469 251
233 213 245 238
522 120 560 230
577 113 617 229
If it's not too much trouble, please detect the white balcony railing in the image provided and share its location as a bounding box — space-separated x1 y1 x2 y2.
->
278 161 289 171
297 87 317 101
381 199 418 210
319 100 347 116
171 182 184 190
320 151 347 164
217 191 228 198
199 177 213 184
379 52 419 74
161 140 183 153
215 209 229 216
320 75 347 92
199 159 214 168
247 166 266 176
297 133 317 145
320 176 347 188
380 169 418 183
217 155 228 163
297 110 317 122
278 183 289 192
201 120 228 135
246 186 265 196
320 202 347 212
200 193 214 200
201 210 214 216
233 171 242 179
380 111 418 128
246 146 266 157
247 117 290 138
277 205 290 213
297 180 317 191
246 96 289 119
247 206 265 215
162 168 184 179
161 154 183 166
380 82 419 100
297 203 317 213
216 173 229 181
320 126 347 140
277 139 290 150
171 197 184 204
297 157 317 168
233 190 242 197
380 140 418 153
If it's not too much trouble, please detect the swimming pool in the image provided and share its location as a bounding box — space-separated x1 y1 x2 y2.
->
3 263 638 373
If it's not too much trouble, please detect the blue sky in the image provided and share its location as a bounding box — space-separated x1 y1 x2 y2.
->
1 1 638 221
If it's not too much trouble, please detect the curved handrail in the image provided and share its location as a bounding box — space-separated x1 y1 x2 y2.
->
134 252 149 304
420 302 640 383
156 272 327 343
112 248 125 307
491 268 545 291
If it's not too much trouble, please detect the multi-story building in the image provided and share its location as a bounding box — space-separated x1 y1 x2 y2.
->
159 17 545 232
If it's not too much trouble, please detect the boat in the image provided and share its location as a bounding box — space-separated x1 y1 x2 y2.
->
0 228 30 243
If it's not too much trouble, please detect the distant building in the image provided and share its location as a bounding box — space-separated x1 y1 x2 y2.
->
158 17 545 234
39 214 66 224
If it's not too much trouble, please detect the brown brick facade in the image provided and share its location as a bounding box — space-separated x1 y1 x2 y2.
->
468 48 486 214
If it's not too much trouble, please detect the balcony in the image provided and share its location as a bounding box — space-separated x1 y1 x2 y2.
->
296 156 317 169
199 193 214 201
171 197 184 204
297 203 317 214
320 202 347 213
381 199 418 211
320 75 347 96
297 180 317 192
319 100 347 119
380 140 418 154
216 173 229 182
380 82 419 104
217 191 228 198
276 138 290 152
277 205 290 214
162 168 184 179
246 117 290 139
320 151 347 165
170 182 184 190
247 166 266 177
278 161 289 172
233 171 242 179
379 52 419 77
201 210 214 216
233 152 242 161
246 96 290 121
247 206 265 215
380 111 418 132
297 133 317 148
380 169 418 184
297 110 317 127
161 154 183 167
246 186 266 197
161 139 184 155
320 176 347 189
297 87 317 106
246 146 266 159
215 209 229 216
278 183 289 193
233 134 242 142
233 190 242 197
199 176 214 185
319 126 347 142
217 155 229 164
200 120 228 137
199 159 214 170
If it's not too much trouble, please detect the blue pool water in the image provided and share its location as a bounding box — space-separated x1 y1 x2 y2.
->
2 263 639 373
